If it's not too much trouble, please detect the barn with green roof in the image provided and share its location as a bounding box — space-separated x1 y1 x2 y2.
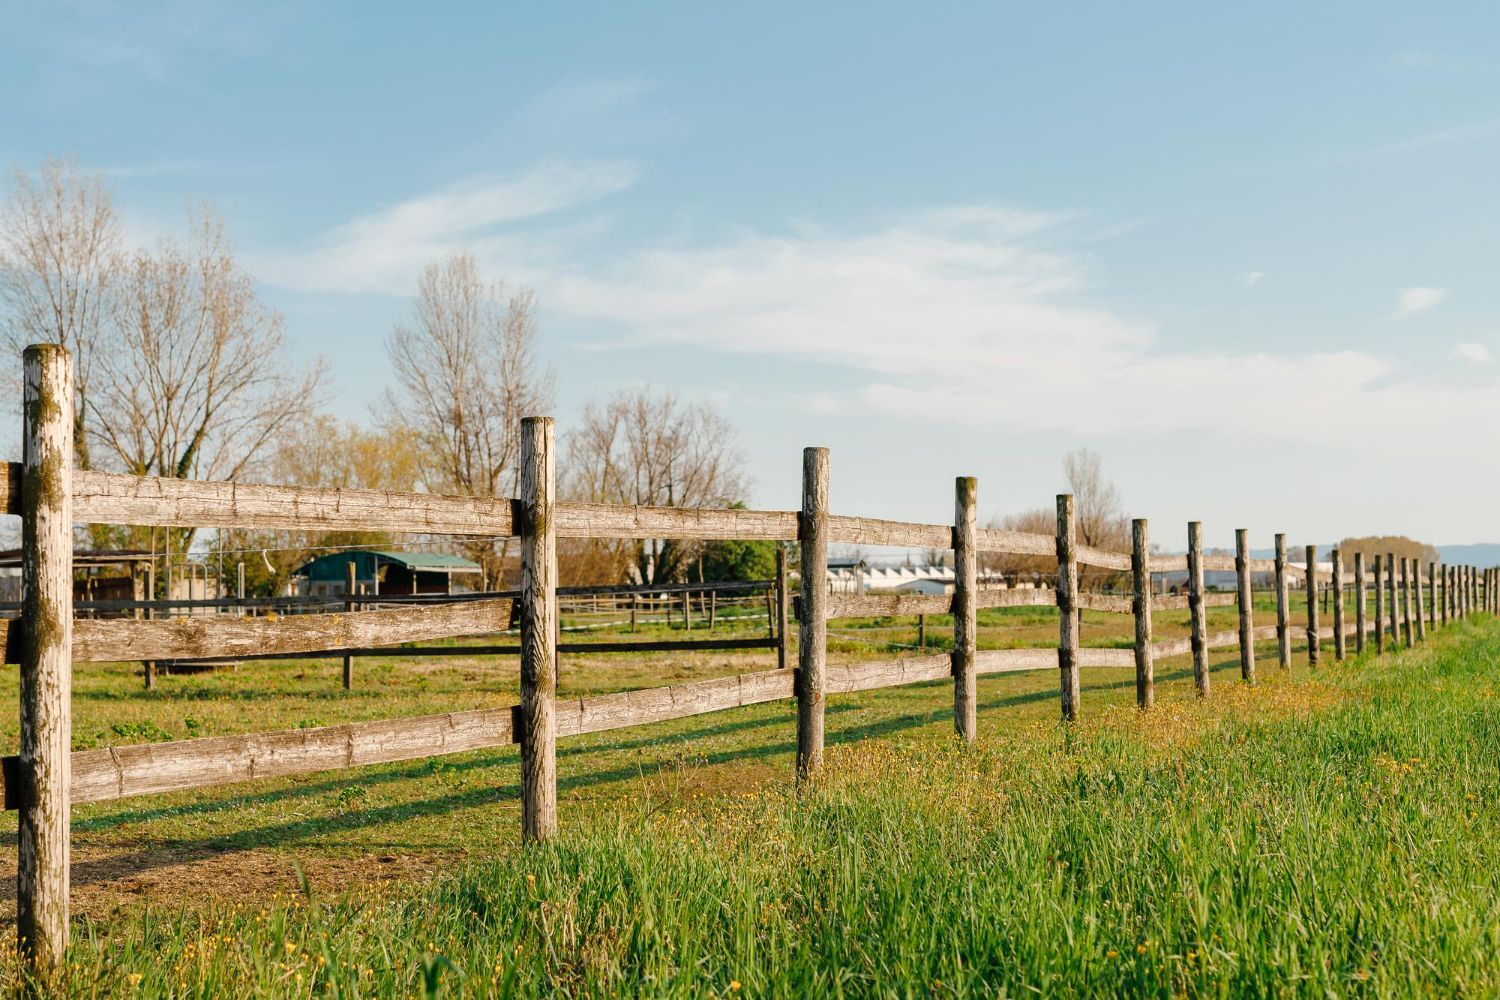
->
292 549 482 596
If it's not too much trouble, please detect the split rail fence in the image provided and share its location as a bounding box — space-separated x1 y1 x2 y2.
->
3 343 1496 974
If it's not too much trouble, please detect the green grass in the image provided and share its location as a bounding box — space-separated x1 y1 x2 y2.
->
9 606 1496 996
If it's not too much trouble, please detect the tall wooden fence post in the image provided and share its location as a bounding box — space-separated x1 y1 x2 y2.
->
144 559 157 688
1332 548 1345 661
1354 552 1366 654
18 344 74 977
797 447 829 778
1188 521 1209 696
774 548 788 670
1414 559 1427 642
1375 556 1386 653
343 560 356 690
1235 528 1255 683
519 416 557 841
952 477 977 742
1428 561 1437 631
1385 553 1398 644
1306 545 1320 667
1275 534 1291 668
1056 495 1081 719
1131 518 1153 709
1400 558 1412 648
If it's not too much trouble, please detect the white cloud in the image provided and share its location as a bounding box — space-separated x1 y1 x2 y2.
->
1241 271 1265 288
1453 342 1492 363
1346 120 1500 162
515 78 656 127
1395 286 1447 318
257 160 639 294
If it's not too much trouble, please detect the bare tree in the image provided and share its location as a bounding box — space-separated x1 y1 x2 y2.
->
383 252 554 582
1063 447 1126 549
90 210 325 550
563 386 750 584
0 156 119 468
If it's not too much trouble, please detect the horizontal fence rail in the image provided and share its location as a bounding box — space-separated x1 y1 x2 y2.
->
2 345 1493 977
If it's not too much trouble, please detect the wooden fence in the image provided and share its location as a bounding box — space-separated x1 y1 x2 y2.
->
2 343 1495 974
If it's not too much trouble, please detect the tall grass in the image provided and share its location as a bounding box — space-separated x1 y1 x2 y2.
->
19 621 1500 996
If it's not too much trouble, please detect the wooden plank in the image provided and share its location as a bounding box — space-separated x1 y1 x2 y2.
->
1247 558 1277 573
1149 554 1187 573
1132 519 1152 709
952 477 977 742
54 706 520 808
825 654 953 694
28 599 518 665
976 589 1056 609
1153 592 1236 611
556 502 797 541
1205 629 1241 651
1077 545 1132 572
72 469 519 536
974 648 1059 673
1151 636 1193 658
823 592 950 619
1078 647 1135 668
826 514 950 549
559 668 795 737
518 417 557 842
1251 624 1281 642
798 448 828 779
1200 554 1236 572
975 527 1055 557
17 344 73 976
1077 593 1132 614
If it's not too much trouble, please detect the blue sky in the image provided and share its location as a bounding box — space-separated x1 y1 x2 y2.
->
4 1 1499 547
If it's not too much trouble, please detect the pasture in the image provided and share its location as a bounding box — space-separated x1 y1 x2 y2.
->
2 602 1496 994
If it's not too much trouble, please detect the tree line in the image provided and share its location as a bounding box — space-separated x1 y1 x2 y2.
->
1 157 770 593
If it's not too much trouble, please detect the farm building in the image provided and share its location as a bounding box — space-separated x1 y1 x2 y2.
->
0 549 154 605
293 549 482 596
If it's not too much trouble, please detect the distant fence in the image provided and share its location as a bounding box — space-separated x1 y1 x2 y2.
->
2 344 1495 974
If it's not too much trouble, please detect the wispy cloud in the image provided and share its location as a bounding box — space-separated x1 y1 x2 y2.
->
1241 271 1265 288
1395 286 1447 318
1452 342 1492 363
1346 120 1500 162
257 160 640 294
515 78 656 127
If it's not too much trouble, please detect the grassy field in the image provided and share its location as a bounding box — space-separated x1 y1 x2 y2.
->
3 591 1489 995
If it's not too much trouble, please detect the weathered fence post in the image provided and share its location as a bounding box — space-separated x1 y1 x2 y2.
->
144 559 157 688
953 477 977 742
1275 534 1290 668
1401 558 1413 648
519 416 557 841
917 614 926 650
1306 544 1319 667
1385 553 1398 644
1188 521 1209 696
1439 563 1448 626
1132 518 1153 709
797 447 829 777
1374 556 1385 653
1332 548 1345 661
1428 561 1437 631
1056 495 1081 719
18 344 74 977
775 548 788 670
1415 559 1427 641
1354 552 1366 654
1235 528 1255 683
343 560 356 690
708 590 716 631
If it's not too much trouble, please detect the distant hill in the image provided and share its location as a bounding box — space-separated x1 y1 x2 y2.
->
1437 544 1500 568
